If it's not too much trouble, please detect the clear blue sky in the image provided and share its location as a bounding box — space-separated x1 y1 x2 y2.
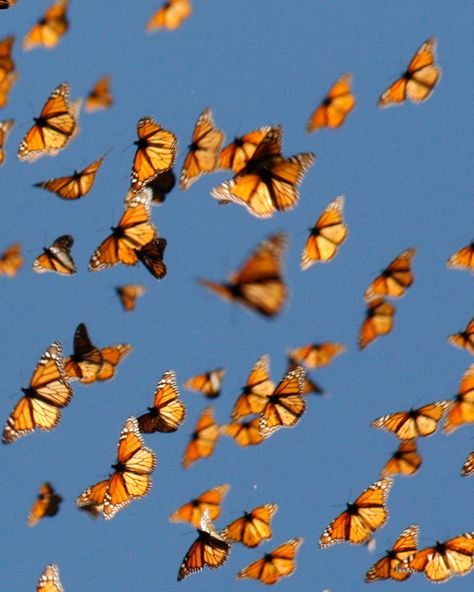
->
1 1 473 590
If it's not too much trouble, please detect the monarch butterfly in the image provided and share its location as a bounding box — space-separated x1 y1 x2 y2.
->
371 400 450 439
84 75 113 112
28 482 63 527
364 248 416 301
97 345 133 382
231 355 274 420
358 298 396 350
89 195 157 270
136 237 168 280
221 503 278 548
319 477 393 548
33 156 104 200
116 284 146 312
378 37 441 108
402 533 474 582
130 116 177 192
0 241 22 276
180 107 225 190
146 0 192 32
220 126 275 174
288 342 346 370
462 450 474 477
236 537 303 585
447 242 474 274
169 483 230 528
212 127 315 218
443 364 474 434
0 118 14 165
259 365 306 437
147 169 176 204
36 564 64 592
380 439 422 477
17 82 77 161
22 0 69 50
137 369 186 434
184 368 226 399
0 71 18 109
0 36 14 82
307 73 356 133
365 524 419 582
301 196 349 269
2 342 73 444
177 510 230 581
448 317 474 355
182 405 219 468
198 232 288 318
76 416 156 520
286 357 324 395
32 235 76 276
221 417 265 447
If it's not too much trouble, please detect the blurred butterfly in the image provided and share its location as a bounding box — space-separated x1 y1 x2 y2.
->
371 400 450 439
307 73 356 132
184 368 226 399
212 127 315 218
33 156 104 200
447 242 474 274
364 248 416 301
443 364 474 434
32 235 76 275
137 369 186 434
0 71 18 109
147 169 176 204
182 405 219 469
169 483 230 528
0 1 16 9
23 0 69 50
180 107 225 190
319 477 393 548
401 532 474 583
177 510 230 581
380 439 422 477
236 537 303 585
135 237 168 280
221 503 278 548
259 365 307 437
358 298 396 350
448 317 474 355
287 357 324 395
198 232 288 318
76 416 156 520
2 342 73 444
0 35 14 82
220 126 275 174
221 417 265 447
0 241 22 276
36 564 64 592
84 74 113 112
116 284 146 312
462 450 474 477
0 118 13 165
89 195 157 270
17 82 77 161
365 524 419 582
231 354 274 420
130 116 177 192
28 482 63 527
301 196 348 269
378 37 441 108
288 342 346 370
146 0 192 32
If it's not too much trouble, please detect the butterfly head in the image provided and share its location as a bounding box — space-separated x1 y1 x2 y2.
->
34 116 47 127
111 461 125 473
346 501 358 515
21 386 36 398
146 406 158 417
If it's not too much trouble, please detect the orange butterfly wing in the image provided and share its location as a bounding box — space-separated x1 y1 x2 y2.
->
63 323 104 384
462 450 474 477
27 482 63 527
371 400 450 439
36 564 64 592
236 537 303 584
96 344 132 382
220 126 273 173
184 368 226 399
0 241 22 276
0 118 14 165
222 503 278 547
288 342 346 369
84 75 113 112
358 298 396 350
182 406 219 468
34 156 104 200
137 369 186 433
231 354 275 420
365 524 419 582
307 73 356 132
380 439 422 477
448 317 474 355
33 235 76 275
364 248 416 301
443 364 474 433
221 417 265 447
23 0 69 51
169 483 230 527
116 284 146 312
146 0 192 31
447 242 474 273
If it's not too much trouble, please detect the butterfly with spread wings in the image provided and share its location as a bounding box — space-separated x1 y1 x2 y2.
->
380 439 422 477
0 241 22 276
358 298 396 350
2 342 73 444
182 406 219 469
146 0 192 31
365 524 419 582
169 483 230 528
236 537 303 585
364 248 416 301
231 354 275 420
448 317 474 355
76 416 156 519
443 364 474 434
447 242 474 274
34 156 104 200
307 73 356 132
137 369 186 433
36 564 64 592
116 284 146 312
199 232 288 318
28 482 63 527
0 118 13 165
84 75 113 112
23 0 69 50
32 235 76 275
221 417 265 447
371 400 450 439
220 126 274 174
184 368 226 399
288 342 346 370
221 503 278 548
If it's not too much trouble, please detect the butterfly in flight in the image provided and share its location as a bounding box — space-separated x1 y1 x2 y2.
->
34 156 104 200
307 73 356 132
0 241 22 276
17 82 77 161
116 284 146 312
358 298 396 350
2 342 73 444
28 482 63 527
182 405 220 469
221 503 278 548
180 107 225 190
22 0 69 50
380 439 422 477
364 247 416 301
32 235 76 275
0 118 14 165
288 342 346 370
378 37 441 107
198 232 288 318
183 368 226 399
443 364 474 434
462 450 474 477
0 71 18 109
286 357 324 395
137 369 186 434
169 483 230 528
319 477 393 547
36 564 64 592
76 416 156 519
0 35 15 79
220 417 265 447
236 537 303 585
135 237 168 280
301 195 349 269
231 354 275 420
220 126 274 174
0 1 16 9
146 0 192 32
84 74 113 112
147 169 176 204
448 317 474 355
447 242 474 274
371 400 450 439
365 524 419 582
